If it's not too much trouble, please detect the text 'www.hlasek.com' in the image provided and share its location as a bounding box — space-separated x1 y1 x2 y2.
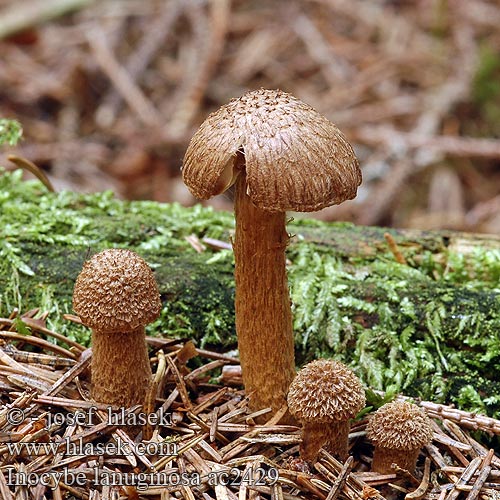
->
4 406 280 491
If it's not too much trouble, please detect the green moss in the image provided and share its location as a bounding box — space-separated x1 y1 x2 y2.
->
0 168 236 343
152 251 235 346
288 241 500 415
0 119 22 146
1 169 500 417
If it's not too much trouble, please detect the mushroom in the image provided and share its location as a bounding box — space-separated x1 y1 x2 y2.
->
182 89 361 417
72 249 161 407
366 401 433 474
287 359 366 461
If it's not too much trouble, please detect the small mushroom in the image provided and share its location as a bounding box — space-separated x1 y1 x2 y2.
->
287 359 365 462
72 249 161 407
182 89 361 418
366 401 433 474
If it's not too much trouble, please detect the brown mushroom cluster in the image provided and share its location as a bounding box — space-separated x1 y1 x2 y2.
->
366 401 434 473
287 359 365 462
182 88 361 418
67 90 437 483
73 248 161 408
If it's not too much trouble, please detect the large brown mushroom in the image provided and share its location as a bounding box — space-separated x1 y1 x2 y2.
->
287 359 366 462
72 249 161 407
366 401 433 474
182 89 361 417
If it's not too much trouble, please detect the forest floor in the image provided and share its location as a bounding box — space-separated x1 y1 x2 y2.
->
2 317 500 500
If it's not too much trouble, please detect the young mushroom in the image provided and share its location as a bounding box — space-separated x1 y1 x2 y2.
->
182 89 361 418
366 401 433 474
72 249 161 408
287 359 366 462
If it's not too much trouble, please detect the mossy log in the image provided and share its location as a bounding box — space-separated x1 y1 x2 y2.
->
1 170 500 416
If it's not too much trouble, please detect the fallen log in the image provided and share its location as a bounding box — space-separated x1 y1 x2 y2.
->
1 169 500 416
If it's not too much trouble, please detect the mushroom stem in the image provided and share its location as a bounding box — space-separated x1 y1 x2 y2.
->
300 422 329 462
371 447 421 474
300 421 351 462
325 421 351 461
234 170 296 419
91 327 152 407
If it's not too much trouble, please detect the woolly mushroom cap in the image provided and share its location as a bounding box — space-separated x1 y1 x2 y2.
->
367 401 433 450
73 249 162 333
182 88 361 212
287 359 366 423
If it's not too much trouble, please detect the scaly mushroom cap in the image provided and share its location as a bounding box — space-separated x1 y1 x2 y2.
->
182 88 361 212
73 249 162 333
367 401 433 450
287 359 366 424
